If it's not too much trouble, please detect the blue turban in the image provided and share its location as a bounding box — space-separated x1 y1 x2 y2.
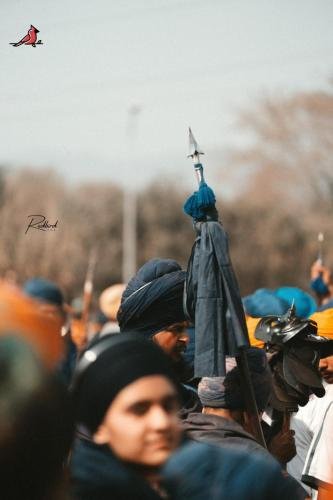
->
243 288 289 318
198 347 272 412
275 286 317 318
23 278 64 307
117 259 186 338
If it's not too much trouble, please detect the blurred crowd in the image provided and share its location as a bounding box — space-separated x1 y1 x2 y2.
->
1 252 333 500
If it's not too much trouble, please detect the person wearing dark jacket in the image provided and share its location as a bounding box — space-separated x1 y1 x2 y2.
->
71 439 161 500
183 348 273 456
183 408 266 455
184 348 298 461
71 335 307 500
70 333 183 499
183 348 308 498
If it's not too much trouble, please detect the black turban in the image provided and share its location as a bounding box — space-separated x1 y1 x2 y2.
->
117 259 187 338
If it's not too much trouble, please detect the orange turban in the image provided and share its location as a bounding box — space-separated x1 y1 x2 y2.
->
310 308 333 339
0 281 63 368
246 316 265 348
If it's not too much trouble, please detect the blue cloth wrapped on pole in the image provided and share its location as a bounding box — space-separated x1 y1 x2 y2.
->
184 219 250 377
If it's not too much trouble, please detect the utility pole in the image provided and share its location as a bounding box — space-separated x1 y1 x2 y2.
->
122 104 141 283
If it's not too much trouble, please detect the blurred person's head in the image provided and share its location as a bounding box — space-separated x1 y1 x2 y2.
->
99 284 126 321
0 335 74 499
319 354 333 384
243 288 289 318
274 286 317 318
23 277 66 326
243 287 316 319
72 333 182 467
117 259 189 361
310 308 333 340
198 348 272 431
310 308 333 384
0 281 63 368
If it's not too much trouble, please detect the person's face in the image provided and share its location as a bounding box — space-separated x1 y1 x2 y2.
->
319 355 333 384
153 322 189 361
93 375 181 467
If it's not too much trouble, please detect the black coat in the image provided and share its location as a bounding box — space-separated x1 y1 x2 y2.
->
70 439 162 500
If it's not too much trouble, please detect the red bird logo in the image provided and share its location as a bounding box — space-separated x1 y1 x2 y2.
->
10 25 43 47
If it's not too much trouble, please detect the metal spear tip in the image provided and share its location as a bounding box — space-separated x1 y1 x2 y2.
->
188 127 204 158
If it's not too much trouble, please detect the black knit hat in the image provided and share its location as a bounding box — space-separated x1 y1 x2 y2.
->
72 332 181 433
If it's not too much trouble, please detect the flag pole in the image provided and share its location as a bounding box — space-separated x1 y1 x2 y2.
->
187 128 266 448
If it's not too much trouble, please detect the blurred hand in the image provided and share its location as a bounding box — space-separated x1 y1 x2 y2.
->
268 428 296 464
311 260 331 285
268 414 296 464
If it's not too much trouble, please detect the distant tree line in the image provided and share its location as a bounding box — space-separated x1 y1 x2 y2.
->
0 84 332 301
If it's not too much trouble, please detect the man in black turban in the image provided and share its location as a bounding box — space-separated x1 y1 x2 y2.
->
117 258 200 416
117 258 189 363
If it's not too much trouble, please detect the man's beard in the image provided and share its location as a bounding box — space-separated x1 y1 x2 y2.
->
171 355 194 383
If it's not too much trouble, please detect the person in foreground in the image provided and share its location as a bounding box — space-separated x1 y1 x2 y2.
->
70 332 182 499
70 333 307 500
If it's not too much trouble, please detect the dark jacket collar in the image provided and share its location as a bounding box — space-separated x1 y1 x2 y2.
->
71 439 161 500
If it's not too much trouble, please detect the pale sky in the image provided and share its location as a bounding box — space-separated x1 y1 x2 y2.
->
1 0 332 189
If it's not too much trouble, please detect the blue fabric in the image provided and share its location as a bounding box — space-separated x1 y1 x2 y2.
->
117 259 186 338
186 221 250 377
56 336 77 387
182 326 195 371
162 441 306 500
71 439 161 500
183 180 216 220
275 286 317 318
183 192 205 219
243 288 289 318
310 276 330 296
23 278 64 306
196 181 216 208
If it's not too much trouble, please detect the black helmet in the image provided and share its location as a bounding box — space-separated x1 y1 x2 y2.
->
254 305 327 410
255 304 320 346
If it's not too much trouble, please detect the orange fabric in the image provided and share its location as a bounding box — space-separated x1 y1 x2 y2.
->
0 281 63 368
245 316 265 348
310 309 333 339
70 318 88 351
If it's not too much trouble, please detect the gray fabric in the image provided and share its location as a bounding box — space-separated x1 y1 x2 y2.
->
197 348 272 411
186 221 249 377
183 412 264 455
